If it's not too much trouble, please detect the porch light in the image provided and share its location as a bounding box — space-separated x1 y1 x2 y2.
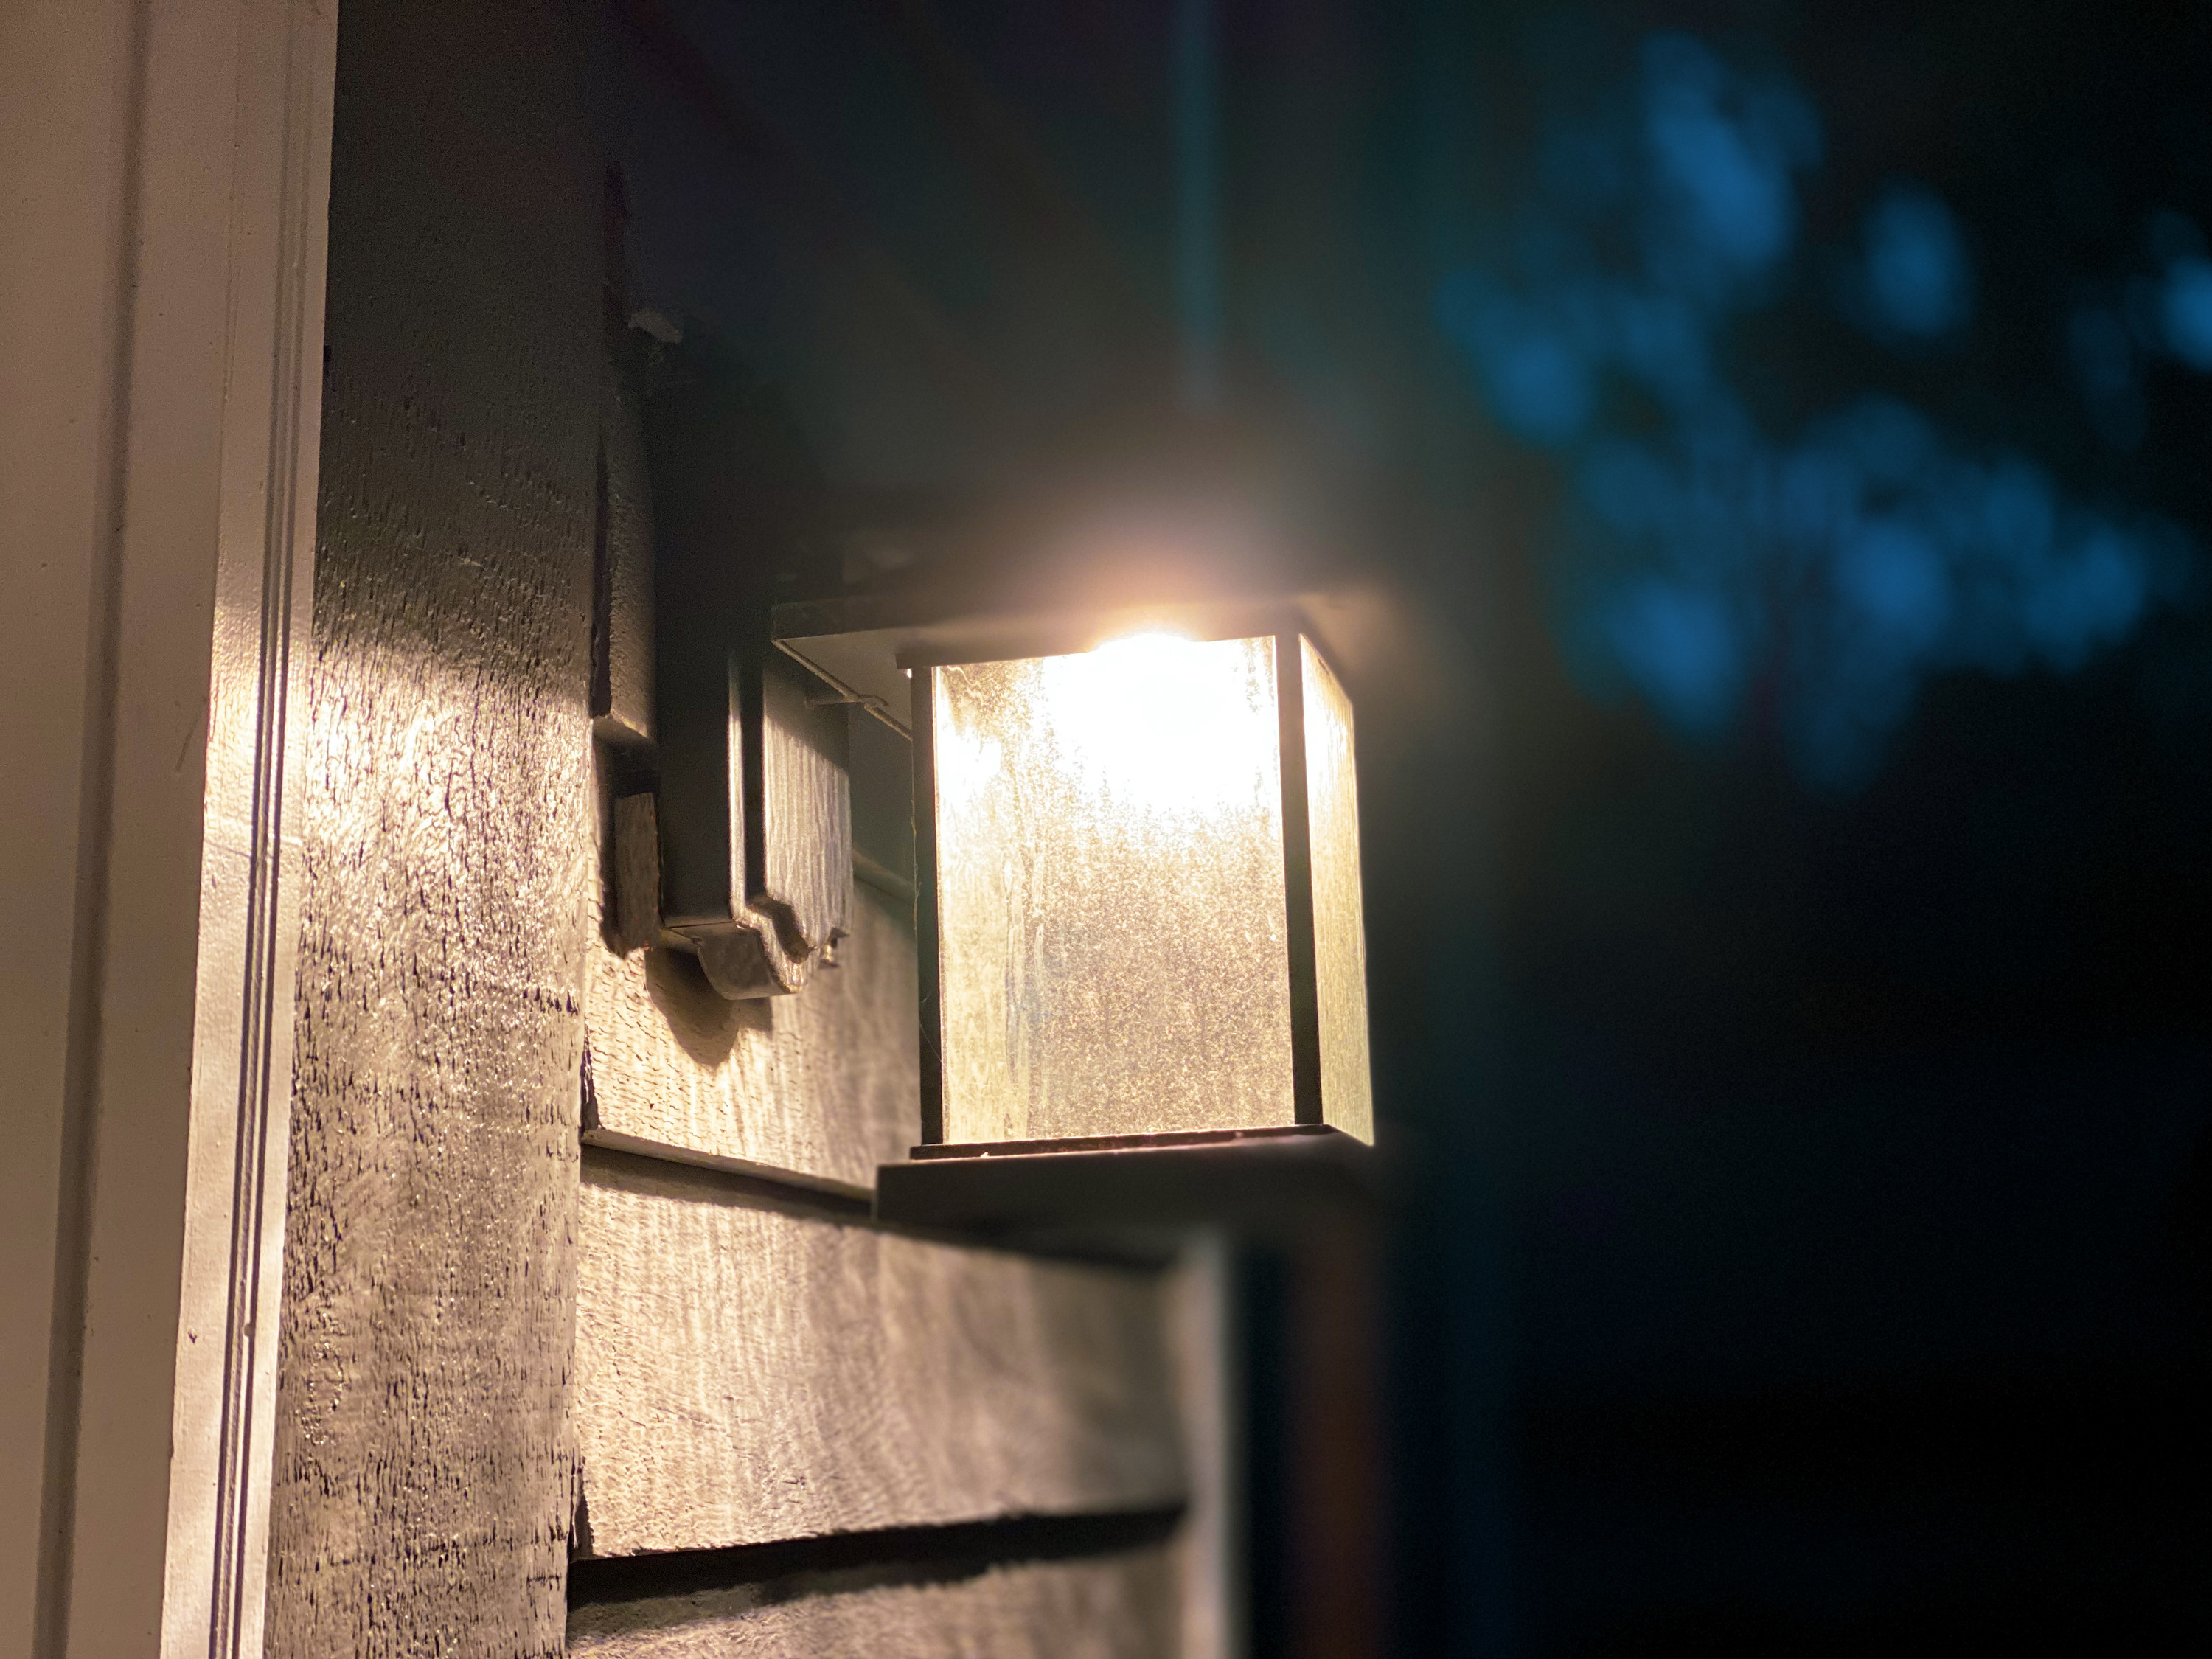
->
773 594 1374 1175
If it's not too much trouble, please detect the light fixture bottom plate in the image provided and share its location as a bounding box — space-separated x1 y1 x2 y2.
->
875 1124 1377 1244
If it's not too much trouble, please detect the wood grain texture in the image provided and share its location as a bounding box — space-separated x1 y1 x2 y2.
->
757 657 851 957
568 1547 1180 1658
612 792 661 954
574 1152 1187 1556
584 874 917 1190
593 307 655 748
265 1 599 1652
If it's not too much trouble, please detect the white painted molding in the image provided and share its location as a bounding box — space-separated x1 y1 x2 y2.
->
0 2 336 1655
159 7 338 1656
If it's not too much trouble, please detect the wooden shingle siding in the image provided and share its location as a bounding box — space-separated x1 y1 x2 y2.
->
574 1149 1187 1557
259 3 1211 1652
584 866 917 1193
265 1 599 1652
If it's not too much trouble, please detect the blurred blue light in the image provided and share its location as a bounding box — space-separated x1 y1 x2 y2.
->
1577 440 1675 535
1978 462 2056 563
1433 32 2191 786
1602 578 1742 736
1835 521 1950 650
2160 254 2212 369
1825 396 1936 487
2020 526 2151 672
1436 274 1595 444
1639 35 1813 297
1860 187 1971 338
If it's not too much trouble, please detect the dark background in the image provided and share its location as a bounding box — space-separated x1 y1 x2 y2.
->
597 2 2212 1652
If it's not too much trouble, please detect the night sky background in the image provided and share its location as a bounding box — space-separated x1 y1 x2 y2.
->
597 2 2212 1652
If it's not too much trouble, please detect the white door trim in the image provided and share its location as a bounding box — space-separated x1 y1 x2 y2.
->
1 3 337 1655
159 9 338 1655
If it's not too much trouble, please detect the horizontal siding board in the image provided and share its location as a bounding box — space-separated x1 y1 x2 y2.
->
568 1545 1180 1658
584 873 917 1190
574 1152 1187 1556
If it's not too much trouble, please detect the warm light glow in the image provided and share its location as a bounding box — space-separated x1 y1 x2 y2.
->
936 630 1284 827
931 633 1295 1143
1086 626 1193 655
1062 629 1275 818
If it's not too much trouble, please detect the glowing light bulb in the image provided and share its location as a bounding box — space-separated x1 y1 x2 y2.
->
1025 630 1277 821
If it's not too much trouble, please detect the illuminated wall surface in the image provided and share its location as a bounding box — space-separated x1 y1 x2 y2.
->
1301 637 1373 1145
932 632 1371 1144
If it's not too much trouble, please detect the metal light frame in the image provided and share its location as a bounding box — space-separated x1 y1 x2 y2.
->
775 591 1374 1172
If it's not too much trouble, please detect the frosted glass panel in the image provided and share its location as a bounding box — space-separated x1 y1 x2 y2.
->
933 633 1296 1143
1301 638 1373 1142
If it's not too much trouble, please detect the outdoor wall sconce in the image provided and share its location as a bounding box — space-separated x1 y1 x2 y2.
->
627 337 1382 1225
641 375 852 999
774 587 1379 1232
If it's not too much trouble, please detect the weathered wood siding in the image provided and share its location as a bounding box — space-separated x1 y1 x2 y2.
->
583 877 917 1190
264 4 1208 1653
568 1547 1180 1658
265 1 600 1652
574 1151 1185 1557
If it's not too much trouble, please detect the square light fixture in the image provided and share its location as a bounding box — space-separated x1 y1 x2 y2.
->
775 594 1374 1175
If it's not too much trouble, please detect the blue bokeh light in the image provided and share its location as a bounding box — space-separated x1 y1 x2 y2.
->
1437 33 2192 787
1859 186 1972 339
2160 254 2212 370
1599 579 1743 737
1641 34 1810 291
